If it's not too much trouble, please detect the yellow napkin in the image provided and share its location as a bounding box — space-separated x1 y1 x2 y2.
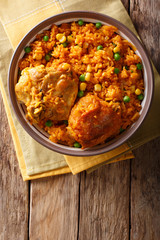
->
65 143 132 174
0 0 159 180
0 20 70 181
0 17 133 180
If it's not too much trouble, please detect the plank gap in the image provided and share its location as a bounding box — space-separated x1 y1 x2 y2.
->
77 174 81 240
129 159 132 240
28 180 31 240
128 0 130 15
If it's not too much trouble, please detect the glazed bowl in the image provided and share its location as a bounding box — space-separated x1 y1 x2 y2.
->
8 11 154 156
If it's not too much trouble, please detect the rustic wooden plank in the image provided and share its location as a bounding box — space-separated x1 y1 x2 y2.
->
29 174 80 240
130 0 160 73
131 140 160 240
78 161 130 240
130 0 160 239
0 92 29 240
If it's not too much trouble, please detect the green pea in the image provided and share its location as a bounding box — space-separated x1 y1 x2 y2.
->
138 94 144 101
73 142 81 148
137 63 143 70
48 51 52 57
123 95 130 103
125 66 129 70
112 42 117 46
62 42 68 48
114 53 121 61
63 120 68 126
78 90 84 98
79 74 85 81
43 35 49 42
45 54 51 61
45 120 53 127
78 19 84 26
97 45 103 51
114 68 120 74
24 46 31 53
96 22 102 29
120 127 125 133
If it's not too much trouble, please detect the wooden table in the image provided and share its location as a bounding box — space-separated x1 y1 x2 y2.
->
1 1 160 239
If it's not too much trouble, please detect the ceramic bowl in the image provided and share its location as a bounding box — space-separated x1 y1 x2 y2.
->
8 11 154 156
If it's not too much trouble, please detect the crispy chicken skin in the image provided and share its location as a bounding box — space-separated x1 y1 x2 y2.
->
15 64 78 123
68 95 122 149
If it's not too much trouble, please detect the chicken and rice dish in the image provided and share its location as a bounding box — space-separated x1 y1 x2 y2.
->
15 20 144 149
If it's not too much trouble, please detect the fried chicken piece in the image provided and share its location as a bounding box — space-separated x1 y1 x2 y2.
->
68 95 122 149
15 64 78 123
15 65 46 103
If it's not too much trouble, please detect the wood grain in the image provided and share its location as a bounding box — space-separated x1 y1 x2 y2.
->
129 0 160 239
1 1 160 240
130 0 160 73
78 161 130 240
29 2 160 240
29 174 80 240
131 140 160 240
0 93 29 240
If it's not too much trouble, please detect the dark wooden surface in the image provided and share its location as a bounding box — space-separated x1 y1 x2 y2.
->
0 0 160 239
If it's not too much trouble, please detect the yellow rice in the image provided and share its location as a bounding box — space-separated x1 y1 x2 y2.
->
18 21 144 146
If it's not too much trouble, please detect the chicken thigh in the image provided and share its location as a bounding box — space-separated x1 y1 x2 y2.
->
15 64 78 123
68 94 122 148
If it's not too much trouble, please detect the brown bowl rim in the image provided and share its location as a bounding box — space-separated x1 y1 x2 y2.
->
8 11 154 156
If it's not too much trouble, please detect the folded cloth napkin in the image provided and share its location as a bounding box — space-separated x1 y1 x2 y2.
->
0 13 134 181
0 0 159 180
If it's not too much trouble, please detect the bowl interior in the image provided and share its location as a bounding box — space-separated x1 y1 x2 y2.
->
8 11 153 156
